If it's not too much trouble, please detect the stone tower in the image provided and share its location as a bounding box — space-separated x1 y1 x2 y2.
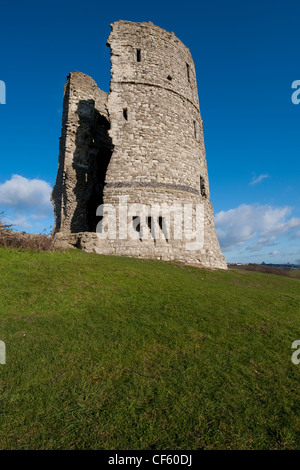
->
52 20 227 269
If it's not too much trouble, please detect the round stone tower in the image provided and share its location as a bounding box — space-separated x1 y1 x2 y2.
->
102 21 226 268
52 20 227 269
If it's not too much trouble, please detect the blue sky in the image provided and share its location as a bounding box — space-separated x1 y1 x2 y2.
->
0 0 299 264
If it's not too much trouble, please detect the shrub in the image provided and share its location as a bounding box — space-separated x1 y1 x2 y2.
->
0 217 54 251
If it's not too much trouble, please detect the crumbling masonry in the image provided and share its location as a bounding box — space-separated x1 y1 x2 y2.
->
52 20 227 269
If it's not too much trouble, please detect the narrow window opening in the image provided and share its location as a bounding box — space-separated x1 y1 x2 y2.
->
132 216 142 241
123 108 128 121
200 176 206 197
136 49 141 62
146 216 155 240
167 75 172 81
186 63 190 82
132 216 140 233
146 216 152 231
158 216 169 242
193 120 197 139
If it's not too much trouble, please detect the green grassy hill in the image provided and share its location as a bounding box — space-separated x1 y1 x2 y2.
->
0 248 300 450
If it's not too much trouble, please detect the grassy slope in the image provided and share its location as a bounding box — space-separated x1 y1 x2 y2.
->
0 248 300 450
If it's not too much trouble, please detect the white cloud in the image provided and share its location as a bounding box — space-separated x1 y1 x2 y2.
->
247 236 276 252
269 250 280 255
215 203 300 252
250 174 270 185
261 217 300 237
0 175 53 233
0 174 52 210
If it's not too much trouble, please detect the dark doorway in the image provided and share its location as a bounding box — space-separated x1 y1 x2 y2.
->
71 99 114 233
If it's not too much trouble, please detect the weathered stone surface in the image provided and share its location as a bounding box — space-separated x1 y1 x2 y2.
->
52 72 112 234
52 20 227 270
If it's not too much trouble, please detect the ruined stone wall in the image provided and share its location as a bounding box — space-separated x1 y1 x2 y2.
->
52 71 112 234
52 21 227 269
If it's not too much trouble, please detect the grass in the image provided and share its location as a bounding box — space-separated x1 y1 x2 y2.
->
0 247 300 450
289 270 300 280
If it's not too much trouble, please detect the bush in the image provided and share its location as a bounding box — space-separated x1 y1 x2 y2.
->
0 218 54 251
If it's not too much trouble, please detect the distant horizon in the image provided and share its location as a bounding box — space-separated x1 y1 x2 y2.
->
0 0 299 265
228 261 300 267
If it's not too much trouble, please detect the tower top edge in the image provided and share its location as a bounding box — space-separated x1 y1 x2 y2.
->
108 20 192 55
66 71 107 95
